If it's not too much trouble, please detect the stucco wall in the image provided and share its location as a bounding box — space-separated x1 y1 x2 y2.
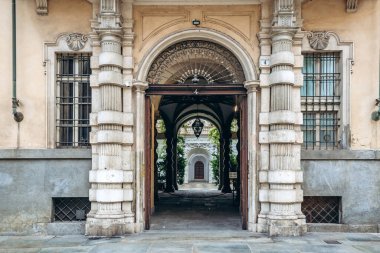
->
0 150 91 235
0 0 92 149
133 4 260 79
302 150 380 224
302 0 380 149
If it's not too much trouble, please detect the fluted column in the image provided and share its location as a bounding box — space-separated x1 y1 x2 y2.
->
221 128 232 193
86 0 136 236
257 0 306 236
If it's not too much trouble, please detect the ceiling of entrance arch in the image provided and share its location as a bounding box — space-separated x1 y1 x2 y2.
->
147 40 245 85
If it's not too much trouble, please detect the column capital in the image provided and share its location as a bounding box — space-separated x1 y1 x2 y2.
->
244 80 260 93
133 80 148 92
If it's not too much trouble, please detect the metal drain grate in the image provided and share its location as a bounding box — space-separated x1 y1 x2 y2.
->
302 196 341 223
53 197 91 221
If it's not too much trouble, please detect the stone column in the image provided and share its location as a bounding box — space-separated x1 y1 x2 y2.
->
236 115 241 202
164 128 175 192
173 137 178 190
218 138 224 190
244 80 260 232
87 0 135 236
221 128 232 193
257 0 306 236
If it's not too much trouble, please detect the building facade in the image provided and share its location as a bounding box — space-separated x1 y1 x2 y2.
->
0 0 379 236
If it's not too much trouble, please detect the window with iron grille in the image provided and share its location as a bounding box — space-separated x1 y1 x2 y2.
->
302 196 341 223
301 53 340 149
53 197 91 221
56 54 91 148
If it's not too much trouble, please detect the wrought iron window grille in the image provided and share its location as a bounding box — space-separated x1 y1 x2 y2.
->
301 52 341 150
53 197 91 222
302 196 341 223
56 53 91 148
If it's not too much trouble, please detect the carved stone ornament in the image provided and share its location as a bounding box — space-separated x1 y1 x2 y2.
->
307 32 331 50
147 40 245 84
66 33 88 51
346 0 358 13
36 0 48 15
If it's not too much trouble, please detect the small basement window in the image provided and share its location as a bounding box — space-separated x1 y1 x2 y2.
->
302 196 341 223
53 197 91 221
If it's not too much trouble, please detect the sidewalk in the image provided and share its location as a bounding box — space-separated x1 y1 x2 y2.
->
0 231 379 253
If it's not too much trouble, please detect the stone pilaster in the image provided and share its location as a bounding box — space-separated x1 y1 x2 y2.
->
86 0 136 236
133 80 148 232
244 80 260 232
257 0 306 236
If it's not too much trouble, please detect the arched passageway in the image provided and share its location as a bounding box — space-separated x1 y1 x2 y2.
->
144 38 250 231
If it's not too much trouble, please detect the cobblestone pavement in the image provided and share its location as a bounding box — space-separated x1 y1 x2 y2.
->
0 231 380 253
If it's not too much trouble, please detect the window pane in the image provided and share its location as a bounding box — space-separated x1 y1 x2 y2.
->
302 113 316 148
302 55 315 96
320 112 337 147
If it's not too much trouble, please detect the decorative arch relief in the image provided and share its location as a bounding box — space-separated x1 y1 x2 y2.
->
146 40 245 84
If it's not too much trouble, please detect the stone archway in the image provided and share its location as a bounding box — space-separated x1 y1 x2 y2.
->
141 30 259 231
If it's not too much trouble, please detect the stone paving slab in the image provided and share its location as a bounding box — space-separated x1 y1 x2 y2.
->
0 232 379 253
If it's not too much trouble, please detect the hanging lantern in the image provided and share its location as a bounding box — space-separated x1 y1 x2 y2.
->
192 118 204 138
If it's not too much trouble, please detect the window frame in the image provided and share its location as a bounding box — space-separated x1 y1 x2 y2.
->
301 52 341 149
56 53 92 148
44 34 92 148
301 32 353 149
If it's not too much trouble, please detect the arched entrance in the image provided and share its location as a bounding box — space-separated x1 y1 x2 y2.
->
142 30 258 231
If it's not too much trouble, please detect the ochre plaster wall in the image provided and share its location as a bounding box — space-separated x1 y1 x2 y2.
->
132 5 261 79
302 0 380 149
0 0 92 148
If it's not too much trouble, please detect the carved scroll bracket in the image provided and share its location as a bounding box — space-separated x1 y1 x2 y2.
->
36 0 48 15
346 0 358 13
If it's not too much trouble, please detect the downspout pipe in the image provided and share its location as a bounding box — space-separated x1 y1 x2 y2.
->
12 0 23 122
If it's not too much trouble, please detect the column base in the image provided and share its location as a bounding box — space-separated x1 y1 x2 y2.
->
164 185 175 192
85 217 136 236
268 219 307 237
257 215 306 236
221 184 232 193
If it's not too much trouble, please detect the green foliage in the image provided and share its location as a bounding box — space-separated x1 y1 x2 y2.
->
208 127 220 146
208 127 220 185
156 119 166 133
176 136 186 185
